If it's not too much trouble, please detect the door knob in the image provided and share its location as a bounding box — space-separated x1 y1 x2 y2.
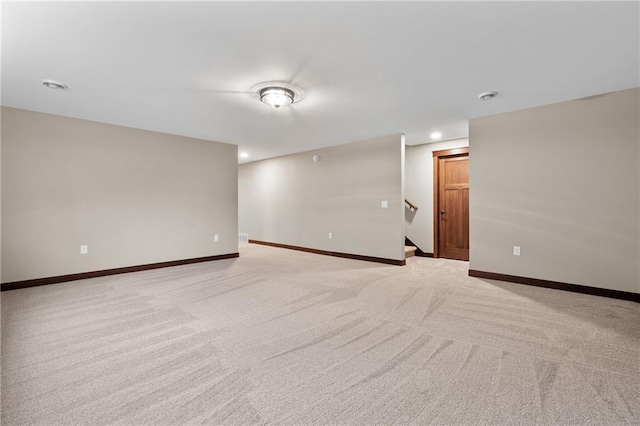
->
440 210 446 215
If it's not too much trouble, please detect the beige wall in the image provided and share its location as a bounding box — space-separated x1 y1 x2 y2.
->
405 138 469 253
239 134 405 261
0 105 2 383
470 88 640 294
2 107 238 283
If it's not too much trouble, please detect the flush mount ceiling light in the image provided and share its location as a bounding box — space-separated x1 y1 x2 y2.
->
478 91 498 101
259 86 294 109
251 81 305 110
239 152 249 159
431 132 442 140
42 79 67 90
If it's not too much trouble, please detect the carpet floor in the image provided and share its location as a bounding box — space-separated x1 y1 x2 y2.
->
1 243 639 425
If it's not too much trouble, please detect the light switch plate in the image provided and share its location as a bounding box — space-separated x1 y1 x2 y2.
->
381 201 388 208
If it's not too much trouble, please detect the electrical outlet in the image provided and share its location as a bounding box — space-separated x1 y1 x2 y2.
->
381 200 388 208
214 234 219 242
513 246 521 256
328 232 332 239
80 245 88 254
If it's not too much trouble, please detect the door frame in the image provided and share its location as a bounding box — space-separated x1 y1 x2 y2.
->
433 147 469 258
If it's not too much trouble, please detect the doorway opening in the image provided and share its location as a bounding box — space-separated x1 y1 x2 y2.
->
433 147 469 260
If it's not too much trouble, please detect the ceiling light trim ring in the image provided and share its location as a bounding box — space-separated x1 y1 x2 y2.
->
478 91 498 101
42 79 67 90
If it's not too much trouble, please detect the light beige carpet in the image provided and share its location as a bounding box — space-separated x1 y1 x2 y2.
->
1 243 639 425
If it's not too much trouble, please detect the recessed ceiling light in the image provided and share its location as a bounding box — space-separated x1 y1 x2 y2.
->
240 152 249 159
431 132 442 140
42 79 67 90
479 91 498 101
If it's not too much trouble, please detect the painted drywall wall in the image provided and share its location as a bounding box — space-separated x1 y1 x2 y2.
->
1 106 3 286
239 134 405 261
405 138 469 253
470 87 640 294
1 107 238 283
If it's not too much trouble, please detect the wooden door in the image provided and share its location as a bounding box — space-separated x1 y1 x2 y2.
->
435 150 469 260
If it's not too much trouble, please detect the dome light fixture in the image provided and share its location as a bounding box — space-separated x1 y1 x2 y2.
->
431 131 442 140
239 152 249 159
42 79 67 90
479 91 498 101
259 86 295 109
251 81 304 109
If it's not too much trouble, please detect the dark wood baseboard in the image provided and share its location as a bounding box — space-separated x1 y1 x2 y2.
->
416 252 434 258
334 251 405 266
249 240 405 266
469 269 639 303
1 253 240 292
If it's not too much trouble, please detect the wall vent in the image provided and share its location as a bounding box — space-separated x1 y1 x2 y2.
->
238 233 249 243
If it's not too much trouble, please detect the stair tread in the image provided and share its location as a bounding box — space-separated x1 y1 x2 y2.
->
404 245 417 259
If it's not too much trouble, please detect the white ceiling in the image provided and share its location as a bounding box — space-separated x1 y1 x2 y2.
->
2 2 638 163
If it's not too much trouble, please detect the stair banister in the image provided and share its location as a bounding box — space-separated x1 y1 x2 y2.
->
404 198 418 212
